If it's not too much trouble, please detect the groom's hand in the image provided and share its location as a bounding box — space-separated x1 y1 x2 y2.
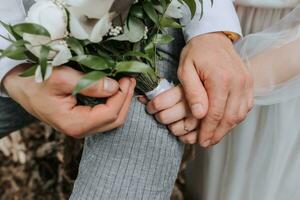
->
178 32 253 147
3 64 136 138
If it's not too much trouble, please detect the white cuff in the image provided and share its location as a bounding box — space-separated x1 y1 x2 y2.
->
181 0 242 42
0 0 26 97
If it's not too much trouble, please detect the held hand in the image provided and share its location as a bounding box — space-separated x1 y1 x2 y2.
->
3 64 136 138
140 85 199 144
178 33 253 147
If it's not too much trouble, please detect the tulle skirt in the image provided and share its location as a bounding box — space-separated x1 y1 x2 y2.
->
185 5 300 200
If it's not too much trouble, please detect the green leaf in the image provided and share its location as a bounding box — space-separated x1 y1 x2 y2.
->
183 0 197 18
0 20 22 40
66 37 84 55
1 40 29 60
111 17 145 43
131 4 144 19
73 71 106 96
13 23 50 37
71 55 112 70
115 61 155 77
143 2 159 24
39 45 51 80
123 51 152 63
154 34 174 45
19 64 38 77
160 17 182 29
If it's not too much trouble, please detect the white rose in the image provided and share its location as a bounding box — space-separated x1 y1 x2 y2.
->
24 0 69 58
69 9 116 43
65 0 115 19
165 0 184 19
24 0 71 82
26 0 67 41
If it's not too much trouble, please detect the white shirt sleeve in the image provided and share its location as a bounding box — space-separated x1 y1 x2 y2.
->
180 0 242 42
0 0 27 97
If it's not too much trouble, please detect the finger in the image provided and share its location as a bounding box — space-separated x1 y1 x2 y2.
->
79 77 120 98
55 67 120 98
137 96 148 104
95 78 136 133
155 101 190 124
179 131 198 144
146 85 184 114
178 61 208 119
210 79 245 145
168 117 199 136
68 78 132 135
198 79 230 147
211 122 235 145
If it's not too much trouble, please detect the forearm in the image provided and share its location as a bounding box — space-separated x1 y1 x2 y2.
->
249 37 300 90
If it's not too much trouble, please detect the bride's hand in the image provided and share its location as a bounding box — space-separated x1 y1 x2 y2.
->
140 85 199 144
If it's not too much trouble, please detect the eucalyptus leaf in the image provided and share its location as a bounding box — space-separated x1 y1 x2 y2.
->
71 55 112 70
130 4 144 19
73 71 106 96
111 17 145 43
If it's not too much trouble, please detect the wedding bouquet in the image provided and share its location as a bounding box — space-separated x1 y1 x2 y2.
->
0 0 209 102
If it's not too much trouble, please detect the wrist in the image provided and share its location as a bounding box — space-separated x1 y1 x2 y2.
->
188 32 233 46
2 64 31 97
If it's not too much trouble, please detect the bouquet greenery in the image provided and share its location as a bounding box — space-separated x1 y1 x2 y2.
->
0 0 211 101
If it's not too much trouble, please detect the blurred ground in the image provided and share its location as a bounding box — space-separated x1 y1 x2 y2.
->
0 123 189 200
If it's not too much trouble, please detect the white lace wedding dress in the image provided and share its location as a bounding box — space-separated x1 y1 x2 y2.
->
185 1 300 199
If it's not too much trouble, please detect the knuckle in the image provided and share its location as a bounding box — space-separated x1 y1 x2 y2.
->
216 70 231 87
226 114 239 126
155 112 167 124
237 75 247 87
49 71 68 86
208 111 224 122
151 98 162 111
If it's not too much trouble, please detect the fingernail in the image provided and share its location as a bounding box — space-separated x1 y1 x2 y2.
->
104 78 118 92
202 139 211 148
191 103 203 117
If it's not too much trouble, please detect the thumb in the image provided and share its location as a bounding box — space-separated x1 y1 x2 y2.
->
56 67 120 98
178 61 208 119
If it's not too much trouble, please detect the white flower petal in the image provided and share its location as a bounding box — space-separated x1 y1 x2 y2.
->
69 9 90 40
90 13 114 43
35 64 53 83
66 0 114 19
26 0 67 40
52 47 72 66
